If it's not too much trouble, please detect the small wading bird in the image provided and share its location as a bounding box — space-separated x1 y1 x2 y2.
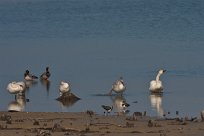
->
112 96 130 114
101 105 113 115
119 100 130 114
24 70 38 81
59 81 70 96
108 77 126 96
40 67 50 80
149 69 166 93
121 100 130 109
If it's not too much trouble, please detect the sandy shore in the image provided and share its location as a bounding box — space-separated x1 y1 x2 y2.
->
0 111 203 136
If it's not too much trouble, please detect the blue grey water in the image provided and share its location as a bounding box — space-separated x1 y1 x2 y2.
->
0 0 204 118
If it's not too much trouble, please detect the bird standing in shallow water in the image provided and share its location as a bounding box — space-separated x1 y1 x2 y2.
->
40 67 50 80
24 70 38 81
119 100 130 114
149 69 166 93
112 96 130 114
59 81 70 96
121 101 130 108
108 77 126 96
101 105 113 115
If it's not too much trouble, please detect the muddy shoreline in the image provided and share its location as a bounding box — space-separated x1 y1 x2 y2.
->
0 111 203 136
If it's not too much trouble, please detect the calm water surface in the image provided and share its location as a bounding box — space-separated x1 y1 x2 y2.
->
0 0 204 117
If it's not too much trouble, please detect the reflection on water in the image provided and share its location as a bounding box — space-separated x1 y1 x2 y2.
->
56 92 80 109
0 0 204 116
8 94 27 112
25 80 38 90
40 79 50 95
150 94 164 117
110 95 130 115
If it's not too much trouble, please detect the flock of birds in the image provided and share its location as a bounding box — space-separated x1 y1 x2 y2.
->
7 67 51 95
102 69 166 115
6 67 166 114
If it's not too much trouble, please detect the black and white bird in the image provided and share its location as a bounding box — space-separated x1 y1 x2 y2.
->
113 96 130 114
149 69 166 93
101 105 113 115
24 70 38 81
40 67 50 80
121 100 130 113
121 100 130 109
108 77 126 96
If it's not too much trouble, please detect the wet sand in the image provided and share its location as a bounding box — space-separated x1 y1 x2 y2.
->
0 111 203 136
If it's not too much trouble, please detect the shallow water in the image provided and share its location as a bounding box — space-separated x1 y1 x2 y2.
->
0 0 204 118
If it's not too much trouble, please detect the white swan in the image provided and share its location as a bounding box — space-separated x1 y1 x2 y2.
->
149 69 166 92
16 81 26 89
7 81 25 94
108 77 126 95
59 81 70 96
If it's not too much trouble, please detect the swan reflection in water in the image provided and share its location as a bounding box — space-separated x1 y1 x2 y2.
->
8 94 28 112
150 94 164 117
110 95 130 115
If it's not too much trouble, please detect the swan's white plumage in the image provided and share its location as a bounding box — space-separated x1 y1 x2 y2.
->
149 69 166 92
59 81 70 96
7 81 25 94
16 81 26 89
112 77 126 93
149 80 163 91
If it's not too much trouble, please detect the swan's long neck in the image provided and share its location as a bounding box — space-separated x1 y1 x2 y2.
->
156 73 161 82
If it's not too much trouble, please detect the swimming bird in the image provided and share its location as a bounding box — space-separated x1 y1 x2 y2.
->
7 81 25 95
40 67 50 80
24 70 38 81
108 77 126 96
149 69 166 93
101 105 113 115
59 81 70 96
